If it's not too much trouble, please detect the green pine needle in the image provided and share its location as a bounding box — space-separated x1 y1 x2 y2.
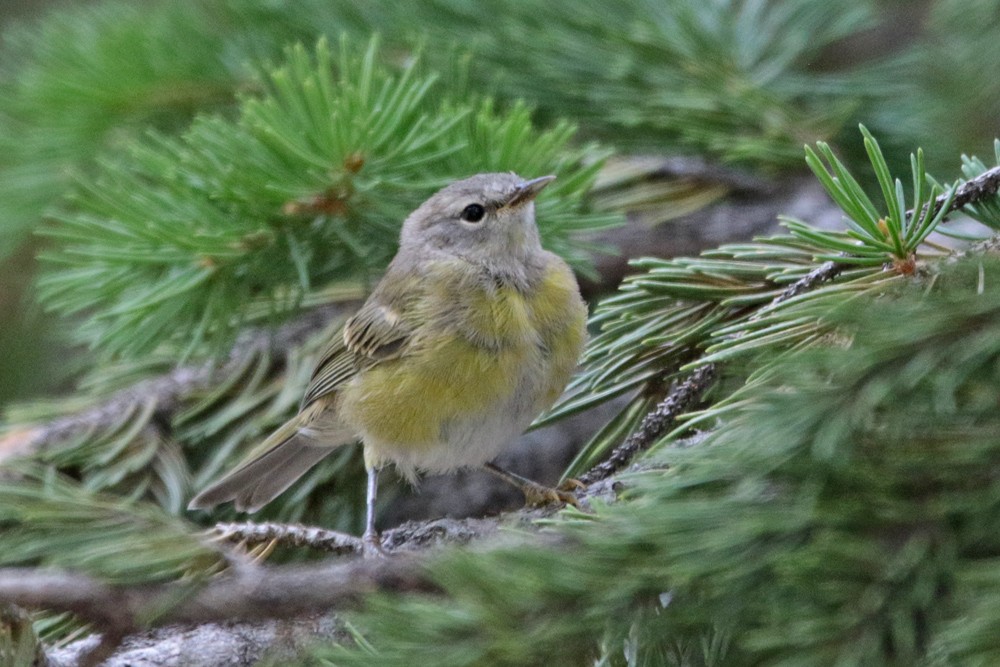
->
36 37 617 361
547 127 984 478
0 463 225 584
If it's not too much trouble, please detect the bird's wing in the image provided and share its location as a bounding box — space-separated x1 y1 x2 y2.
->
300 298 413 409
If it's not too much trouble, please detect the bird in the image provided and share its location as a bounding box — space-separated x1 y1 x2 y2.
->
189 173 588 555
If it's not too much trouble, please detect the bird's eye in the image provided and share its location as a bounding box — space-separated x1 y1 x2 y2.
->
460 203 486 223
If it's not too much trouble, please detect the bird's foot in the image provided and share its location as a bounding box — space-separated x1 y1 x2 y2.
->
483 462 584 509
558 477 586 492
519 479 581 509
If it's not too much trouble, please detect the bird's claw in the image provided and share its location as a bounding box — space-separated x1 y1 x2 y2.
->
557 477 586 492
521 482 581 509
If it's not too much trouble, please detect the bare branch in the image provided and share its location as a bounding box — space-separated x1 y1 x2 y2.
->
23 512 549 666
211 515 497 555
212 522 363 555
0 515 508 637
577 364 716 485
941 165 1000 213
0 555 434 634
47 617 344 667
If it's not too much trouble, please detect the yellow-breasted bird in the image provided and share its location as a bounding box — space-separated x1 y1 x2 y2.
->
189 173 588 554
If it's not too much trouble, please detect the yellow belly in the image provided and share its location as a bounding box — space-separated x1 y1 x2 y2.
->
342 336 530 449
337 259 587 472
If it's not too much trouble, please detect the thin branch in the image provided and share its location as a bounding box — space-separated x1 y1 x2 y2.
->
0 512 519 638
0 514 551 667
767 260 843 309
212 522 363 555
210 516 497 555
942 165 1000 212
0 555 434 635
577 364 716 486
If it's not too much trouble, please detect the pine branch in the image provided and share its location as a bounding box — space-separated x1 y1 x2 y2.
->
0 514 519 633
0 557 433 633
577 364 715 485
946 164 1000 212
572 138 1000 482
0 302 351 463
212 516 499 556
212 522 363 556
1 521 551 667
47 617 346 667
0 472 595 662
764 259 843 306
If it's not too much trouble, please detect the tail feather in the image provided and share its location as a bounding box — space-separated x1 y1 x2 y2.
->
188 415 349 512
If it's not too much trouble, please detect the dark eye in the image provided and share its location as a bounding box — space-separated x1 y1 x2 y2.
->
460 203 486 223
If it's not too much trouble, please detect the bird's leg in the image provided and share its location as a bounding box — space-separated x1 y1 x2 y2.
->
483 462 581 508
362 466 386 558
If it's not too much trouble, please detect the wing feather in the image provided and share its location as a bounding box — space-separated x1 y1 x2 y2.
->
300 301 412 409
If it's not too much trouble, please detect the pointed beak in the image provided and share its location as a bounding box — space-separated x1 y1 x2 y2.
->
505 175 556 208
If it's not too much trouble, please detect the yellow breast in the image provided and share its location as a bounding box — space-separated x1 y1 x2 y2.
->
337 258 587 465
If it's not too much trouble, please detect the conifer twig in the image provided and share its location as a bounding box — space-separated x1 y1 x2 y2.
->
212 522 363 555
577 364 716 486
578 163 1000 485
0 303 352 462
767 260 844 308
210 516 498 556
943 165 1000 211
0 556 434 633
0 516 508 634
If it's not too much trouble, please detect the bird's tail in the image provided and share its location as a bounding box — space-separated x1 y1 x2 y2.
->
188 409 348 513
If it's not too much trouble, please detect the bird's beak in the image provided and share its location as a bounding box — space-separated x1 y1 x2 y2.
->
505 175 556 208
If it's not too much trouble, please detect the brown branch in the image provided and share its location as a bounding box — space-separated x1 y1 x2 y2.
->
0 510 530 641
4 512 543 666
768 260 844 309
47 617 346 667
941 165 1000 212
212 522 363 555
0 555 434 634
211 515 497 555
0 518 521 642
577 364 716 486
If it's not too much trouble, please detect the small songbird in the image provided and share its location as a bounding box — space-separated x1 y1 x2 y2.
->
189 173 588 555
